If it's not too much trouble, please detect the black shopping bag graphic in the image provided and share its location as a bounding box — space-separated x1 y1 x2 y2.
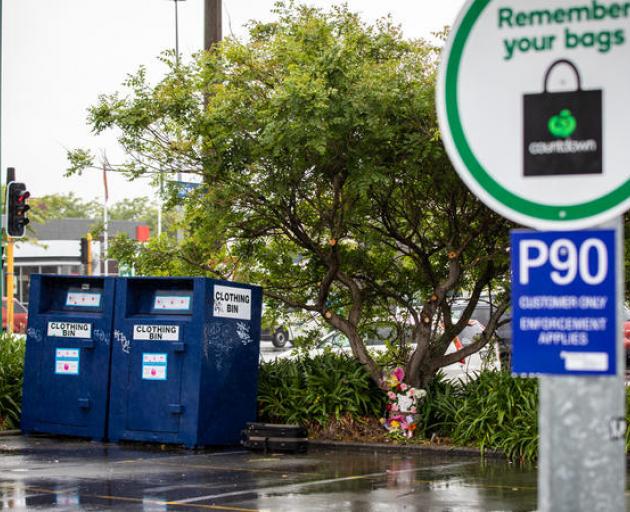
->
523 59 602 176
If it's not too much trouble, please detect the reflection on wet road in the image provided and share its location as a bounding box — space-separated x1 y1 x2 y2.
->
0 435 540 511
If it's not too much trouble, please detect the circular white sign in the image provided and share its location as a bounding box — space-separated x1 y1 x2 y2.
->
437 0 630 229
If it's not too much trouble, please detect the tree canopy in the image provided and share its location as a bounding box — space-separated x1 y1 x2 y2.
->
29 193 101 223
68 2 512 387
29 192 174 237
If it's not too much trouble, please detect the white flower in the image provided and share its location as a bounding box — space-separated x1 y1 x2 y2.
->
397 394 415 412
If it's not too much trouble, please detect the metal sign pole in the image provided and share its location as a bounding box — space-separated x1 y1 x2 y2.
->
538 217 625 512
6 237 13 333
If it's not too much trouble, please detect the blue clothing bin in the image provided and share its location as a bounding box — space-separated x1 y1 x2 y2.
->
107 277 262 447
21 275 116 440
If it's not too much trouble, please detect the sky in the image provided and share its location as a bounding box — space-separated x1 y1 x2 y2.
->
1 0 465 204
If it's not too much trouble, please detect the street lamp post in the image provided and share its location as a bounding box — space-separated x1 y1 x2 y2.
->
169 0 187 241
169 0 187 66
157 0 187 238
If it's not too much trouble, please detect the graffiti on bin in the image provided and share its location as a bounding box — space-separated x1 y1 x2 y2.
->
236 322 253 345
27 327 43 342
114 330 131 354
93 329 109 345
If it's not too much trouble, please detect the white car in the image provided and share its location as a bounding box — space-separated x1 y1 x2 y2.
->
440 319 500 382
260 322 500 382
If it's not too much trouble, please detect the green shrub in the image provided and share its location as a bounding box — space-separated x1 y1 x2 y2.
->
422 371 539 463
257 351 386 426
0 334 25 430
258 356 630 464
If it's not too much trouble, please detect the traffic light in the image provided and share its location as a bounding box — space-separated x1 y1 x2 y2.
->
80 238 89 265
6 182 30 238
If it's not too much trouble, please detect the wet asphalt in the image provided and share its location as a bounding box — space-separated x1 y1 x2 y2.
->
0 434 541 511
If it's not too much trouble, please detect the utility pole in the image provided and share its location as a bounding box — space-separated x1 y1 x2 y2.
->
204 0 222 49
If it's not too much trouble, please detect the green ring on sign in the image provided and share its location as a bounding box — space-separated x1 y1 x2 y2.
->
444 0 630 221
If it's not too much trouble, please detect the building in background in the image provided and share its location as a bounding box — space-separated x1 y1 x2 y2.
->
8 219 149 304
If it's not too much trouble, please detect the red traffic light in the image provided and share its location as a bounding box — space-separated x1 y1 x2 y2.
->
7 182 30 238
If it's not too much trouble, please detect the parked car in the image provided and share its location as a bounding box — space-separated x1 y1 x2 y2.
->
261 326 292 348
2 297 28 333
450 297 511 368
261 322 499 382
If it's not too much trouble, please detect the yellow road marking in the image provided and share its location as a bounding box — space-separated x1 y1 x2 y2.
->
24 486 260 512
131 459 310 475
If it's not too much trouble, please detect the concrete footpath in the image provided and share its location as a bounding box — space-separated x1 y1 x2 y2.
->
0 433 544 511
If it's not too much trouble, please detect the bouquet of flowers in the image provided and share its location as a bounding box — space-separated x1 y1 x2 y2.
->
380 367 427 439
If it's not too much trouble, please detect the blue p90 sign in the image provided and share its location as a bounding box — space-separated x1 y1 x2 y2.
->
511 229 617 376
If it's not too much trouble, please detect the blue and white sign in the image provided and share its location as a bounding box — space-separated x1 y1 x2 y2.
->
511 229 617 376
55 348 80 376
66 291 102 308
142 353 168 381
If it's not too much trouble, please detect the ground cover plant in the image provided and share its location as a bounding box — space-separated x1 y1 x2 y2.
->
0 334 25 430
258 351 386 427
258 354 545 463
420 371 539 463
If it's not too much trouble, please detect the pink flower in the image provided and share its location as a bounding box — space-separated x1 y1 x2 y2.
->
400 383 408 391
410 407 417 414
387 391 396 400
392 367 405 383
408 388 415 396
391 404 399 412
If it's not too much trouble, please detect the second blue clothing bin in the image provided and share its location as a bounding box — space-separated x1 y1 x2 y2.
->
107 277 262 447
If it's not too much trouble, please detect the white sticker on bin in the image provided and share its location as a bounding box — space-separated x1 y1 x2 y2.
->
66 292 101 307
213 285 251 320
142 353 167 380
133 324 179 341
154 296 191 311
48 322 92 339
55 348 80 375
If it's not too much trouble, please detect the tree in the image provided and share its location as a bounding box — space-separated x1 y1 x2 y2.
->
29 193 101 223
68 3 511 388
